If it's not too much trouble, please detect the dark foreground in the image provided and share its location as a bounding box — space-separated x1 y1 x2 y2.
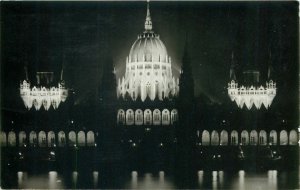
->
1 146 299 189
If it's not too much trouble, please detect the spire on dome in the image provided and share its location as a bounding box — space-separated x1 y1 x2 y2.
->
144 0 153 31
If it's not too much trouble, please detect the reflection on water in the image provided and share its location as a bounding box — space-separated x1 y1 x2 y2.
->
131 171 138 189
212 171 218 190
49 171 57 189
219 171 224 188
93 171 98 188
72 171 78 188
198 170 204 188
127 171 174 189
17 171 64 189
268 170 278 190
17 171 27 188
12 169 299 189
238 170 245 190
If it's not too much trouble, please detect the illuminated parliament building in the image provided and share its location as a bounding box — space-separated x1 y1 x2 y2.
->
0 1 298 171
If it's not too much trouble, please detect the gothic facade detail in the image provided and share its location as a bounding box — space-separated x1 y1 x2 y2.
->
227 53 276 110
20 72 68 111
117 1 179 101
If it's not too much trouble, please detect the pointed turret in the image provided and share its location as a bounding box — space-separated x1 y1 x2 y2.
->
179 34 194 101
99 56 117 102
230 52 236 81
144 0 153 32
24 62 29 81
60 54 65 81
267 51 274 80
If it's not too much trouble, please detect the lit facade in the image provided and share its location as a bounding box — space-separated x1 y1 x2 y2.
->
228 80 276 109
20 71 68 111
117 1 179 101
227 54 276 110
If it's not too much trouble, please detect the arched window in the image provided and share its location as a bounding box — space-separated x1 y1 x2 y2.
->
135 109 143 125
220 130 228 145
250 130 258 145
241 130 249 145
269 130 277 145
126 109 134 125
146 82 151 97
18 131 27 147
68 131 76 146
87 131 95 146
211 130 219 146
289 130 298 145
231 130 238 145
29 131 37 147
58 131 66 147
117 109 125 125
280 130 288 145
144 109 152 125
38 131 47 147
171 109 178 124
162 109 170 125
259 130 267 145
1 131 6 147
78 131 86 146
153 109 161 125
48 131 56 147
8 131 16 147
202 130 210 146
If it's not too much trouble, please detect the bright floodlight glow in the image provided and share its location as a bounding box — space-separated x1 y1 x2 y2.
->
117 0 179 101
228 80 276 110
20 80 68 111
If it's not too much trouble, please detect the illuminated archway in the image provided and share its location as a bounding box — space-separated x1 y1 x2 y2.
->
87 131 95 146
259 130 267 145
68 131 76 146
202 130 210 146
126 109 135 125
153 109 161 125
29 131 37 146
135 109 144 125
211 130 219 146
162 109 170 125
48 131 56 147
269 130 277 145
231 130 238 146
18 131 27 147
280 130 288 145
38 131 47 147
58 131 66 147
78 131 86 146
289 130 298 145
1 131 6 146
220 130 228 145
117 109 125 124
241 130 249 145
250 130 258 145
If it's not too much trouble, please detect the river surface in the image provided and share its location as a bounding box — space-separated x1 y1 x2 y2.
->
5 169 298 189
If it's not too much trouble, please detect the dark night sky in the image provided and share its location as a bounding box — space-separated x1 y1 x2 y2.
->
1 1 298 111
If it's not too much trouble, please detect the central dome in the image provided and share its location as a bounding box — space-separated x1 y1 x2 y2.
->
117 0 179 102
129 32 168 63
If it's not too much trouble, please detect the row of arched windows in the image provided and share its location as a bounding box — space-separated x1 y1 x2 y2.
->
0 131 96 147
117 109 178 125
197 130 298 146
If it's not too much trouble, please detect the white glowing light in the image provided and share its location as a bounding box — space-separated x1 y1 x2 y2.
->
20 80 68 111
117 0 179 101
228 80 276 110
